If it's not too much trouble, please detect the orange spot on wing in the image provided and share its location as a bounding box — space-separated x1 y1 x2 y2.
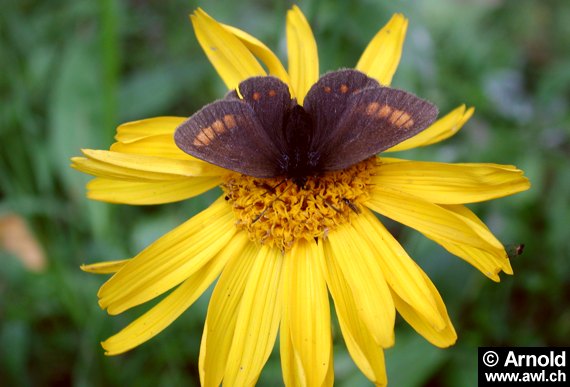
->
365 102 380 115
193 128 214 146
340 84 349 93
211 120 226 134
387 109 414 129
377 105 393 118
268 89 276 97
252 92 261 101
223 114 237 128
324 86 332 93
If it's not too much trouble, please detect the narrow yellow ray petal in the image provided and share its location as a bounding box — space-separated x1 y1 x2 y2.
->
373 159 531 204
281 239 331 387
356 14 407 86
98 197 236 315
352 209 445 330
81 259 129 274
319 240 388 385
114 116 186 143
280 312 303 387
429 204 513 279
433 240 510 282
323 353 335 387
386 105 474 152
286 5 318 104
112 132 227 174
86 176 222 205
111 135 192 160
366 186 502 251
326 225 395 348
444 204 505 249
199 239 260 387
221 23 291 87
191 9 266 90
224 246 283 386
394 271 457 348
101 233 248 356
80 149 223 178
71 156 178 182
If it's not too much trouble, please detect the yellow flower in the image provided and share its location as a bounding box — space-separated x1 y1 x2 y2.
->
72 6 530 386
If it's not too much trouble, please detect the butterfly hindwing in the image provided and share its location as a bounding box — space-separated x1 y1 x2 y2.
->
236 76 293 154
303 69 380 149
174 99 282 177
317 86 438 171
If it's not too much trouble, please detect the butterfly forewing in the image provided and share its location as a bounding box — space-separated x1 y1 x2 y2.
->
318 86 438 171
174 99 281 177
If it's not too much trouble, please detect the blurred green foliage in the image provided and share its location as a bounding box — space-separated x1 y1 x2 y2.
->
1 0 569 386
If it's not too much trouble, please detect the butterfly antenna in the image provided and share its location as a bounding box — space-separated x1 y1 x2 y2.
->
256 179 288 197
225 178 288 212
252 180 293 224
324 199 343 214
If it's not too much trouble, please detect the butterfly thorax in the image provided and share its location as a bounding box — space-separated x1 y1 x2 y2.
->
280 104 320 187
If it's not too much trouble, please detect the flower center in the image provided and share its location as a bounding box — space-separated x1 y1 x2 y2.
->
221 157 376 251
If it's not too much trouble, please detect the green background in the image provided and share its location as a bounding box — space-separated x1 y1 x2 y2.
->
1 0 568 385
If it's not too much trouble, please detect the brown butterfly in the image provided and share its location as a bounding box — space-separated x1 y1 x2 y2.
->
175 69 438 186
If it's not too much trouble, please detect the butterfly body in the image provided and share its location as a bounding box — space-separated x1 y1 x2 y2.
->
174 69 438 187
278 104 320 186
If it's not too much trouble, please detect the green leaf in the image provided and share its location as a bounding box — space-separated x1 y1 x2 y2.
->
385 330 449 387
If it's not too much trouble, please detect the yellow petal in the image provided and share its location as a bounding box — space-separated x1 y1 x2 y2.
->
323 356 334 387
286 5 318 104
386 105 474 152
72 149 224 180
191 8 266 90
434 240 511 282
86 176 221 205
325 225 395 348
81 259 129 274
373 159 531 204
112 118 224 167
356 14 408 86
352 209 445 330
111 134 192 160
199 239 260 387
433 204 513 280
281 239 331 387
98 197 235 315
71 156 172 181
318 240 387 385
224 246 283 386
101 233 248 356
114 116 186 143
445 204 504 248
221 23 290 86
394 271 457 348
366 186 502 251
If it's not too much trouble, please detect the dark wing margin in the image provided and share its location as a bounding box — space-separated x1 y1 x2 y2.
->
318 86 438 171
174 99 282 178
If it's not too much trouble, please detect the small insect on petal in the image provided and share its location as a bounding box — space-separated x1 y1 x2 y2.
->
506 243 525 259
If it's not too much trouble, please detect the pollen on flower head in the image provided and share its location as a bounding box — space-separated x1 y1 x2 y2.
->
221 157 377 251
